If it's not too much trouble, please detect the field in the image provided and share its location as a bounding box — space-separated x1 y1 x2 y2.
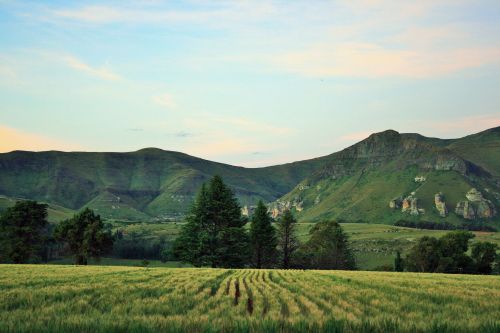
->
48 222 498 271
1 265 499 333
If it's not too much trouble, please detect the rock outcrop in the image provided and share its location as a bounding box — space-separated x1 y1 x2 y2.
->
455 201 476 220
402 195 420 215
455 188 496 219
434 192 448 217
389 197 402 209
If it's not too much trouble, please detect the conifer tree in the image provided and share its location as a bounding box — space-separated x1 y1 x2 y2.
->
276 209 299 269
174 175 249 268
250 200 277 268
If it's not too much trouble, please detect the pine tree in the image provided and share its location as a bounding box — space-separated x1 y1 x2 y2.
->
250 201 277 268
276 209 299 269
0 201 49 263
174 175 249 268
172 184 208 266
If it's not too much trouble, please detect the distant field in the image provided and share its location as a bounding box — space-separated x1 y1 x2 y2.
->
101 222 499 270
0 265 498 333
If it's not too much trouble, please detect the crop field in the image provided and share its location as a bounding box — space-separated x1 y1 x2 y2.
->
1 265 499 333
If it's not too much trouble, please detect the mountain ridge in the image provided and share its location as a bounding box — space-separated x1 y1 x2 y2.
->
1 126 499 224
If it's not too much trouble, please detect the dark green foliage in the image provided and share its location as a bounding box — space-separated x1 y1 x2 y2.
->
0 201 49 263
394 251 404 272
394 220 497 232
216 227 250 268
297 220 356 270
173 176 249 268
276 209 299 269
406 236 444 272
406 231 497 274
250 201 277 268
54 208 113 265
471 242 498 274
437 231 474 273
112 232 170 261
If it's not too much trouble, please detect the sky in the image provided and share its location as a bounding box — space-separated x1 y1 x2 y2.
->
1 0 500 167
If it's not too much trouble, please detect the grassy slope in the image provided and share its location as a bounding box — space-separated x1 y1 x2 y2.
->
277 127 500 225
1 265 498 333
447 127 500 177
0 149 327 220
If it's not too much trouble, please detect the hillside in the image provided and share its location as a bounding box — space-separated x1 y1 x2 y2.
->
0 149 327 221
0 127 498 224
271 128 500 225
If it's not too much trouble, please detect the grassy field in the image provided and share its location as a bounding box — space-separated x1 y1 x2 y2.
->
0 265 499 333
102 222 499 270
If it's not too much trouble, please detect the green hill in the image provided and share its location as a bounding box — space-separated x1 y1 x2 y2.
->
0 127 498 225
270 128 500 226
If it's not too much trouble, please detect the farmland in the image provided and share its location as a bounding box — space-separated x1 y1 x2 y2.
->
1 265 499 333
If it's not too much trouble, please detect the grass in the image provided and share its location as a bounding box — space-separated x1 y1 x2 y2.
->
0 265 498 333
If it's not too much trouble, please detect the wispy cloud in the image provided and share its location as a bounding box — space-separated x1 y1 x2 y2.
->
48 3 277 26
0 125 84 152
60 55 121 81
275 42 500 78
153 93 175 109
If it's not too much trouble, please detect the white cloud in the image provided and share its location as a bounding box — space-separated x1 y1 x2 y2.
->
274 42 500 79
60 55 121 81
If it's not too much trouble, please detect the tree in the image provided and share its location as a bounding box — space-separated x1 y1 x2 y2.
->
437 231 474 273
394 250 404 272
216 227 251 268
471 242 497 274
55 208 113 265
0 201 49 263
405 231 477 274
172 184 207 266
250 201 277 268
173 175 249 268
297 220 355 270
405 236 441 272
276 209 299 269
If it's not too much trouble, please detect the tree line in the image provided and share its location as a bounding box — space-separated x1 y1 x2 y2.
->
396 231 498 274
0 201 113 265
172 175 356 270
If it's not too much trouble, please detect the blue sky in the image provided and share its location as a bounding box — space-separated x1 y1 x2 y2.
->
1 0 499 166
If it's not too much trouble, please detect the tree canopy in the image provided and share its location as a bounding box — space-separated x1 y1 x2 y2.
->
297 220 356 270
55 208 113 265
405 231 497 274
0 201 49 263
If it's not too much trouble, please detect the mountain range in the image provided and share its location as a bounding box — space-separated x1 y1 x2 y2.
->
0 127 499 225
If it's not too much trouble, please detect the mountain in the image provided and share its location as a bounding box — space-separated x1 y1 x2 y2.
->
270 127 500 225
0 148 329 220
0 127 498 225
